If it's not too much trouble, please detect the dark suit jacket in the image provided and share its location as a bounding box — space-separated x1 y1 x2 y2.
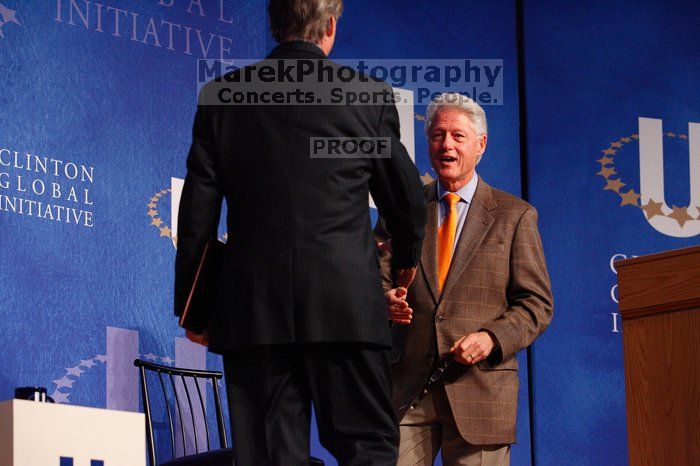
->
375 178 553 445
175 41 426 353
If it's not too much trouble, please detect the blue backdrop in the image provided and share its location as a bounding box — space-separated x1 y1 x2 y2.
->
2 1 697 464
0 0 266 461
524 1 700 465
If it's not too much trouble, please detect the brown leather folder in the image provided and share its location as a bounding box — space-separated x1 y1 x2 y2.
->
179 239 224 333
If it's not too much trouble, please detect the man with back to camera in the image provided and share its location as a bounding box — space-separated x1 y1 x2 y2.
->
174 0 427 464
375 93 553 465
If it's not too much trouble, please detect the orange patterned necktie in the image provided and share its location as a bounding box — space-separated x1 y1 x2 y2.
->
437 193 461 292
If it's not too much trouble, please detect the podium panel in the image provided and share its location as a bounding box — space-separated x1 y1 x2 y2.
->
0 399 145 466
617 246 700 466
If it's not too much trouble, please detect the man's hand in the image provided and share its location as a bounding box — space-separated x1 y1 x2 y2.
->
450 331 496 365
385 287 413 324
186 329 209 346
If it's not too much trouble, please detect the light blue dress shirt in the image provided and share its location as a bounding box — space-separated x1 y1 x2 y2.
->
437 174 479 256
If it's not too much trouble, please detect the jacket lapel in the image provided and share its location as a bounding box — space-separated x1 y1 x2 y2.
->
419 182 440 304
439 177 497 302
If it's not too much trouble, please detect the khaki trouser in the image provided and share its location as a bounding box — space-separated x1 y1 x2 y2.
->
398 384 511 466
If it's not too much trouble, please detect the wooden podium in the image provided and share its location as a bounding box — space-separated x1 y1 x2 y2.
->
616 246 700 466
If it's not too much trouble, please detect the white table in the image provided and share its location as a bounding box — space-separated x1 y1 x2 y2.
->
0 399 145 466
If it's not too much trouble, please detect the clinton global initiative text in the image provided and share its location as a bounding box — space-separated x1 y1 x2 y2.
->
0 195 93 227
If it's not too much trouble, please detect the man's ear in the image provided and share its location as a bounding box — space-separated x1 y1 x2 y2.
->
478 134 488 155
326 15 336 38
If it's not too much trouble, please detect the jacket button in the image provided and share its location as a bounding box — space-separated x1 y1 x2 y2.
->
435 315 445 323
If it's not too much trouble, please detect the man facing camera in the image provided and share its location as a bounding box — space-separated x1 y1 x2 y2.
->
375 93 553 465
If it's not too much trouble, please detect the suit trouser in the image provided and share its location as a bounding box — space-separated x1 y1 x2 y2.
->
397 383 510 466
223 343 399 466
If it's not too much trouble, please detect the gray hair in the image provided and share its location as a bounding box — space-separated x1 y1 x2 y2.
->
425 92 488 136
268 0 343 43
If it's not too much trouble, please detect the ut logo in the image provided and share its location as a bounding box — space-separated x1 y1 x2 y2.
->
639 117 700 237
104 327 209 456
104 326 206 412
60 458 103 466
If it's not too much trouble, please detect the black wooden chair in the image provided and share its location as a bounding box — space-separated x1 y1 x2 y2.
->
134 359 325 466
134 359 234 466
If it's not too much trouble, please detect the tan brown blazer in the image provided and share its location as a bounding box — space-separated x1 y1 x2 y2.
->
375 177 553 445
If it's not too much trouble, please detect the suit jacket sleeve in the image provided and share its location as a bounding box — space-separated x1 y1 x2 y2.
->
481 207 553 364
372 217 394 293
369 98 426 270
174 101 223 317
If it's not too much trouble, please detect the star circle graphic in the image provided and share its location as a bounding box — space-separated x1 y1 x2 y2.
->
596 131 698 227
0 3 21 39
147 188 227 246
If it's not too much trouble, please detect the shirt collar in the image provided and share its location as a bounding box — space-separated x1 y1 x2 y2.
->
268 39 326 58
437 173 479 204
